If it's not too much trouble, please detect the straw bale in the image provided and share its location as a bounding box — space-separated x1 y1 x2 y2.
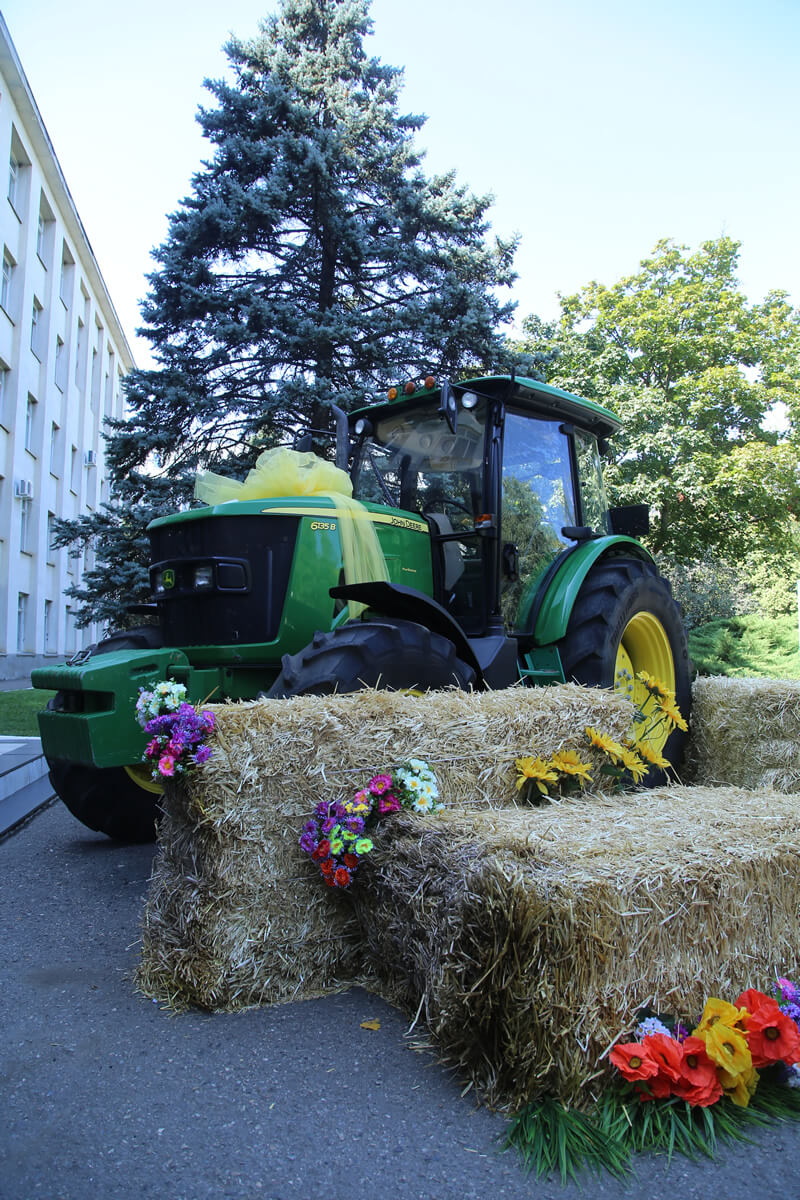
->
351 787 800 1110
137 685 634 1010
687 676 800 790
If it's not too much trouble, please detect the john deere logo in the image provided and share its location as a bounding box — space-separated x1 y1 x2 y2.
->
162 569 176 589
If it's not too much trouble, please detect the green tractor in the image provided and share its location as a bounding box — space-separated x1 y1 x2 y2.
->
32 374 691 840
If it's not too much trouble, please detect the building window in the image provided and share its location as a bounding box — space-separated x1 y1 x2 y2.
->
44 599 53 652
0 362 9 428
65 604 75 653
17 593 28 652
8 154 18 208
47 511 57 561
1 248 13 313
75 316 85 388
55 335 66 390
36 192 55 267
19 497 31 552
59 242 75 307
24 394 37 452
70 445 79 494
8 127 30 217
50 422 60 474
30 298 44 358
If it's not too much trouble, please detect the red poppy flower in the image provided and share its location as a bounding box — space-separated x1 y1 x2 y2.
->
334 867 351 888
672 1036 723 1107
635 1032 684 1098
312 838 331 861
319 858 335 876
738 994 800 1067
324 875 336 887
609 1042 659 1082
343 853 359 869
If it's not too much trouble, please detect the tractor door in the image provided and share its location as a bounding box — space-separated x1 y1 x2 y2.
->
499 412 579 630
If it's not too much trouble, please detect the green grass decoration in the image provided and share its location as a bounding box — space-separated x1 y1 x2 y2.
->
502 1097 631 1184
504 1076 800 1183
0 689 55 737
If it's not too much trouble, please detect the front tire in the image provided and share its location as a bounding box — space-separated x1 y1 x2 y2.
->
557 557 691 781
46 625 165 842
268 618 476 697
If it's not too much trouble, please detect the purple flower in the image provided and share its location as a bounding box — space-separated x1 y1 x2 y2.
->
777 977 799 1004
321 818 336 834
194 745 213 765
299 832 316 854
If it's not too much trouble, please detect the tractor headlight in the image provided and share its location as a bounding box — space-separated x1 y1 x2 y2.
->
193 564 214 590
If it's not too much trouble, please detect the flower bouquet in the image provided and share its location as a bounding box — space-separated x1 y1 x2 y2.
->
135 681 216 781
504 976 800 1183
300 759 440 889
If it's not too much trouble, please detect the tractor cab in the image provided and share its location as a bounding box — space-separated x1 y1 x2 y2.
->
348 375 631 641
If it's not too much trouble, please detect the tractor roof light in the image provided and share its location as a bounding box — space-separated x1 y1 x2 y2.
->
461 391 479 409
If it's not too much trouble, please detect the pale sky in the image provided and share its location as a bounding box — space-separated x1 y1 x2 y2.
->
2 0 798 368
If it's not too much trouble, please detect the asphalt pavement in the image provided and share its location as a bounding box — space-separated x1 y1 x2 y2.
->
3 801 800 1200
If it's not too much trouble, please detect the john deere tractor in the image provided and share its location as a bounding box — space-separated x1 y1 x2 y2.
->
32 375 691 840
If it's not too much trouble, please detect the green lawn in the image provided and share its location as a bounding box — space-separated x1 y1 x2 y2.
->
688 613 800 679
0 689 56 737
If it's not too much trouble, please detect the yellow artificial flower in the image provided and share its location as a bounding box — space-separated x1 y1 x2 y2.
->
635 740 672 770
515 756 559 795
636 670 671 699
549 749 593 784
721 1064 759 1107
585 727 625 762
657 694 689 732
694 996 749 1037
618 745 648 783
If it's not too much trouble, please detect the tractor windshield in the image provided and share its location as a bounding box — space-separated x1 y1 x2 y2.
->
352 399 488 520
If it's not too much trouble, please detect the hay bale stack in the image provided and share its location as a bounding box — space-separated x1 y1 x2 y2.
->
353 788 800 1111
137 684 634 1010
687 676 800 790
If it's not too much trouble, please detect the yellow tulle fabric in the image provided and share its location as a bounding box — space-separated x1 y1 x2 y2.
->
194 448 388 615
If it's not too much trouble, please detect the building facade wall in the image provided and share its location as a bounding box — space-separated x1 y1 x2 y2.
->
0 18 134 679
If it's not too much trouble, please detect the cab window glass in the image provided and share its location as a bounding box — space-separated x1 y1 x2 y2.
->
574 429 610 533
501 413 575 628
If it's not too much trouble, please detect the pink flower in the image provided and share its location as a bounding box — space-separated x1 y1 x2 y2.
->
378 793 401 814
158 754 176 777
368 774 393 795
145 738 160 758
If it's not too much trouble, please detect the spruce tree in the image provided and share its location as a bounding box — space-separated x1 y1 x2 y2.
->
65 0 528 626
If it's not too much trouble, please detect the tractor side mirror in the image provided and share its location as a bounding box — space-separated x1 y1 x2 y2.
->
439 380 458 434
609 504 650 536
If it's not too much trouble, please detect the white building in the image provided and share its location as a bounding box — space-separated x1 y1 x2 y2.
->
0 15 134 679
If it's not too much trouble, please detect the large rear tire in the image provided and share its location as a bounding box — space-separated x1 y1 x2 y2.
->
557 557 691 782
46 625 164 842
268 618 476 697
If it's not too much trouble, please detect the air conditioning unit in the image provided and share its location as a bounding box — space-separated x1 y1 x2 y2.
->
14 478 33 498
84 450 98 467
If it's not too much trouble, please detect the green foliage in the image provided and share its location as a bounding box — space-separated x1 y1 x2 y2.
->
518 238 800 565
0 690 55 736
689 613 800 679
63 0 534 627
502 1096 630 1184
503 1080 800 1184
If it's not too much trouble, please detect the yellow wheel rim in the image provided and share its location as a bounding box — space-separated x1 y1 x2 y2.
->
614 611 676 756
123 763 164 795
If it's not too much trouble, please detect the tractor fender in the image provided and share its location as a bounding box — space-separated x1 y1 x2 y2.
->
531 536 655 646
330 581 483 681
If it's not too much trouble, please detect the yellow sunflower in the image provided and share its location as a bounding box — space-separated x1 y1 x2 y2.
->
585 727 625 762
550 749 593 784
636 670 672 699
515 756 559 795
635 740 672 770
656 694 689 732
